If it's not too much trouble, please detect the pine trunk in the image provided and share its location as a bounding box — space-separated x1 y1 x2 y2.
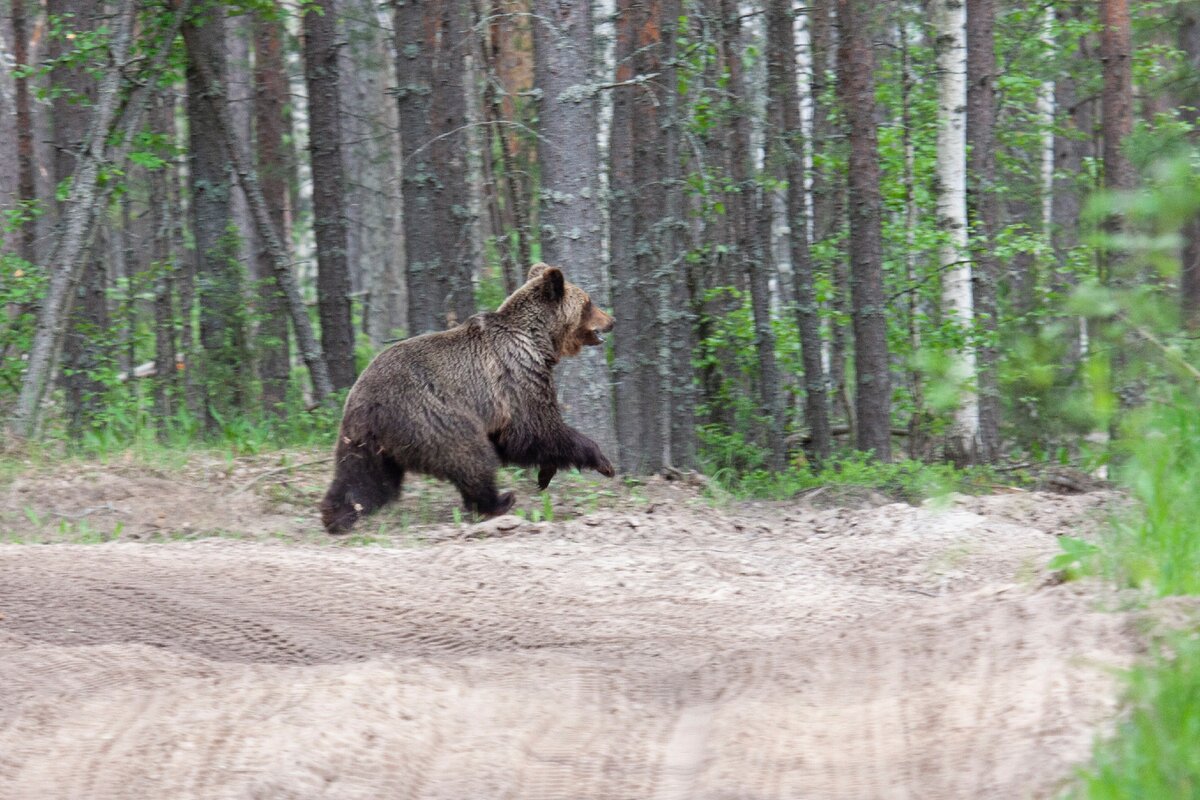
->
609 0 670 473
304 0 357 391
186 6 248 432
766 0 831 464
1179 5 1200 328
809 0 849 430
394 0 476 334
719 0 784 470
254 8 293 411
609 0 639 472
12 0 36 264
1100 0 1135 198
966 0 1000 463
183 28 336 405
660 0 695 470
49 0 108 435
151 90 178 432
836 0 891 460
342 0 407 344
1051 1 1095 360
532 0 618 460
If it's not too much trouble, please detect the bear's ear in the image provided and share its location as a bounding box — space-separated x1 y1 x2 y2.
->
527 262 550 281
539 266 565 302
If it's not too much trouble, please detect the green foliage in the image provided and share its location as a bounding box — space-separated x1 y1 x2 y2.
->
1068 148 1200 798
1101 395 1200 595
709 450 1000 504
1073 635 1200 799
0 255 44 400
1047 536 1101 580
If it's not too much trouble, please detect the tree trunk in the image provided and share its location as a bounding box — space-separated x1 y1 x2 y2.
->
836 0 891 460
11 0 36 264
151 89 178 433
342 0 407 345
225 9 255 311
717 0 784 471
8 3 142 439
532 0 618 461
809 0 849 430
48 0 108 435
394 0 476 334
609 0 639 472
766 0 831 464
1052 1 1095 360
609 0 671 474
254 7 293 411
661 0 695 470
304 0 356 391
966 0 1000 463
1100 0 1135 198
1178 4 1200 328
933 0 978 465
183 26 335 406
185 5 247 433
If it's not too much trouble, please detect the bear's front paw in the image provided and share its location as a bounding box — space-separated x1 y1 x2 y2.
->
485 491 516 518
595 454 615 478
537 466 557 490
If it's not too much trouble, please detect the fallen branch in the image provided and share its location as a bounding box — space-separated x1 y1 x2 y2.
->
232 457 334 496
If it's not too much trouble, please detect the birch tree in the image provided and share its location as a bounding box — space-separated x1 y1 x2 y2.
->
933 0 978 464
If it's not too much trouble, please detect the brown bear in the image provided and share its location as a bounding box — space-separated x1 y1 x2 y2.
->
320 263 616 533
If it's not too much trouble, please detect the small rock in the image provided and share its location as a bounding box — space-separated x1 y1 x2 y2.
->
471 514 523 536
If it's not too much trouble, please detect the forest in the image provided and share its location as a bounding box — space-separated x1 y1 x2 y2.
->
0 0 1188 480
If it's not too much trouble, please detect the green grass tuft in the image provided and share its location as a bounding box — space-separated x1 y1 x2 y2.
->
1073 635 1200 799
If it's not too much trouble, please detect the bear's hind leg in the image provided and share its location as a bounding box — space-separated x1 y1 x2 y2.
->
321 444 405 533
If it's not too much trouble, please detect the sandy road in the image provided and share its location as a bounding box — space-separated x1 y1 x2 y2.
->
0 490 1135 799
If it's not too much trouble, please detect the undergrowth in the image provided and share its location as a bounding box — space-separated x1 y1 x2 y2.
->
707 450 1006 503
1073 634 1200 799
1068 397 1200 796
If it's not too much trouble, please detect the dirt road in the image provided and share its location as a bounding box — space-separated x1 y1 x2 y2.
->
0 468 1136 799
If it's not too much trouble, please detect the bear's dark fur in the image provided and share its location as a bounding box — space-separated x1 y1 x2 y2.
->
320 264 616 533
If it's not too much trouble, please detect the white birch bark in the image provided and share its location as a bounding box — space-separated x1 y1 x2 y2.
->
933 0 979 460
1039 7 1056 234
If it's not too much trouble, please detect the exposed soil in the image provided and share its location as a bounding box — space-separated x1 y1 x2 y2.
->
0 455 1144 798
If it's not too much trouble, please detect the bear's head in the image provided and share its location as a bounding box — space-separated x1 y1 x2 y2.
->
498 263 614 358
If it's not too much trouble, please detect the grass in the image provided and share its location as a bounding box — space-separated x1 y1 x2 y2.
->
1073 635 1200 799
708 450 1008 503
1069 391 1200 798
1101 401 1200 595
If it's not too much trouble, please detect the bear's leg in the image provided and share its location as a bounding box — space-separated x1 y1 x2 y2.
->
320 443 405 533
442 443 514 517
